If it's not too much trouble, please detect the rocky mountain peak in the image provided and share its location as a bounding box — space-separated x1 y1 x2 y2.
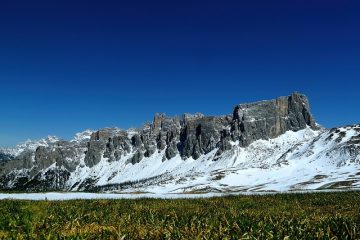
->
232 92 316 146
0 92 337 192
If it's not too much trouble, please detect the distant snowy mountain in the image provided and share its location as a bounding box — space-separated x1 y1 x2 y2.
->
0 130 94 159
0 136 60 157
71 130 94 143
0 92 359 193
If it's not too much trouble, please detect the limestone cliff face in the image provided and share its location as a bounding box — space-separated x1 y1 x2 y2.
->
0 92 319 191
69 92 317 165
231 92 316 147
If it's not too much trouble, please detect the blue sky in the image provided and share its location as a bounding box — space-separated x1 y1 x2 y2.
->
0 0 359 147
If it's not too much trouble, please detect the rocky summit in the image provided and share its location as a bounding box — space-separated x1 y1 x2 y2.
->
0 92 359 193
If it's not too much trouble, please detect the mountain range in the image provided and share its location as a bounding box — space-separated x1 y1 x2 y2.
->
1 92 359 193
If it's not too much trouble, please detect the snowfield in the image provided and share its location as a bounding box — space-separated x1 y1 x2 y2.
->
64 126 360 194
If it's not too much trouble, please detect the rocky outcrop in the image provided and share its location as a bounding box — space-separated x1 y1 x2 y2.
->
230 92 317 147
179 115 232 159
0 92 320 191
80 92 316 164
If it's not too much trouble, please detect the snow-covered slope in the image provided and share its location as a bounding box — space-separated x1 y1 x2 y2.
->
63 125 360 193
3 125 358 193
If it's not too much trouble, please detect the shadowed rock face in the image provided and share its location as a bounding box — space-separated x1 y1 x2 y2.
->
231 92 317 147
0 92 318 191
179 116 232 159
0 153 13 161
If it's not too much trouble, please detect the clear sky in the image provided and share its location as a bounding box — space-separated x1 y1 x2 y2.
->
0 0 359 147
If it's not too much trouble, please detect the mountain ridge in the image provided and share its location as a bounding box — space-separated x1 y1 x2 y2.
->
0 92 359 193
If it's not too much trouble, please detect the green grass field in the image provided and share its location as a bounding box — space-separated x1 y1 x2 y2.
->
0 191 360 239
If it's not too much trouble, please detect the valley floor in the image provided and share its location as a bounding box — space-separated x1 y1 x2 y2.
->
0 191 360 239
0 189 359 200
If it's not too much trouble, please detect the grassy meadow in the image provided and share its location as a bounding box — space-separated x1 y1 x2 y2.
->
0 191 360 239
